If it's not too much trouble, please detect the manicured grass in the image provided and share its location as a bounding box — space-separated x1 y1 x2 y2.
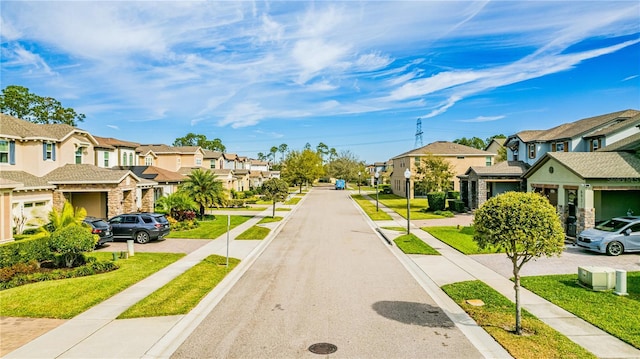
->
381 226 406 232
377 194 447 220
393 234 439 255
258 216 283 224
166 215 252 239
442 280 596 359
423 226 504 254
0 252 184 319
352 194 393 221
276 208 292 211
119 255 240 318
235 225 270 240
521 272 640 349
284 197 302 205
210 206 265 211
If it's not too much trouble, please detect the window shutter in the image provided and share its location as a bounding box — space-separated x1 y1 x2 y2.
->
563 141 568 152
9 141 15 165
551 143 556 152
52 144 57 160
43 143 47 159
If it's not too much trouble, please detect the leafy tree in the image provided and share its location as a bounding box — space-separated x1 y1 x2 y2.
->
414 154 455 194
49 224 96 268
328 147 338 162
173 133 225 152
485 134 506 146
303 142 311 150
180 169 227 219
453 136 486 150
278 143 288 162
473 191 564 335
261 178 289 218
1 85 86 126
496 146 507 162
316 142 329 162
281 149 324 193
326 150 365 184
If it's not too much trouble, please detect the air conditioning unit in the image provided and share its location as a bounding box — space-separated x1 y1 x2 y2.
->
578 266 615 291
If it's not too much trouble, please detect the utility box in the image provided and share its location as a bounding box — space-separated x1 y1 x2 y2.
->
578 266 615 291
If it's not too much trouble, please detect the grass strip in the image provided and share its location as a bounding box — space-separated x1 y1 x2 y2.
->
284 197 302 205
377 194 447 220
352 194 393 221
119 254 240 318
167 215 252 239
521 272 640 349
393 234 439 255
258 216 283 224
0 252 183 319
423 226 504 254
381 226 406 232
235 226 270 240
442 280 596 359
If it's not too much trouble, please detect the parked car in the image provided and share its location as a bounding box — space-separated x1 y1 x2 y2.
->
335 179 345 190
107 213 171 244
83 217 114 247
576 216 640 256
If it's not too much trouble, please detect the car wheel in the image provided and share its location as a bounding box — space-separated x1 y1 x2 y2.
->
606 241 624 256
135 231 150 244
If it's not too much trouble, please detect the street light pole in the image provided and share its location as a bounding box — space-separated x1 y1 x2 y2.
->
375 171 380 212
404 168 411 235
358 171 361 194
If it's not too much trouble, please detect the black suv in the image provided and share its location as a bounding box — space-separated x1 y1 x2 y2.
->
108 213 171 244
83 217 114 247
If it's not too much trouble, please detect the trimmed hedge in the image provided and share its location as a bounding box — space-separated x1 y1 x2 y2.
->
0 235 53 268
426 192 446 211
452 200 466 213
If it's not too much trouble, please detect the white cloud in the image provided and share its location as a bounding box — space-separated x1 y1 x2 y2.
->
459 115 505 123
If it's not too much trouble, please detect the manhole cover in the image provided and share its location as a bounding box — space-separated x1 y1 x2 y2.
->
308 342 338 355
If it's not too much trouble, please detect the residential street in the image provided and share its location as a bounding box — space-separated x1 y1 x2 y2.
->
172 186 483 358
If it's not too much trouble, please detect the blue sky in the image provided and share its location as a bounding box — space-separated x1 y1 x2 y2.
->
2 1 639 164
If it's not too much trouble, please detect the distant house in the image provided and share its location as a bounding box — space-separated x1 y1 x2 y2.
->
93 136 140 168
458 161 529 209
136 144 206 171
390 141 495 198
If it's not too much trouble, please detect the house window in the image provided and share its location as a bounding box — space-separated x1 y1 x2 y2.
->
590 138 602 152
44 143 55 160
0 140 12 164
104 152 109 167
485 156 492 166
196 158 202 166
552 141 569 152
75 147 83 164
129 153 133 165
527 144 536 159
122 153 127 165
145 156 153 166
513 149 518 161
456 156 465 159
210 160 216 169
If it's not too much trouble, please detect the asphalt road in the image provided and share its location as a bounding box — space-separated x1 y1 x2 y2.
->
172 187 483 359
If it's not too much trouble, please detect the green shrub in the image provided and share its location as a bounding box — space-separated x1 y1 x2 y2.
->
227 199 246 208
49 225 96 268
446 191 460 199
433 210 455 217
426 192 446 211
0 259 118 290
0 235 53 268
452 200 466 213
0 260 40 282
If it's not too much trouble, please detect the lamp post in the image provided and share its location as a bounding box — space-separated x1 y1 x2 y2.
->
375 171 380 212
358 171 361 194
404 168 411 234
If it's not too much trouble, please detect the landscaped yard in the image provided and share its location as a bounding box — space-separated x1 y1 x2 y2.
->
166 215 252 239
119 254 240 318
0 252 184 319
393 234 439 255
423 226 504 254
377 194 449 220
351 194 393 221
521 272 640 349
443 280 596 359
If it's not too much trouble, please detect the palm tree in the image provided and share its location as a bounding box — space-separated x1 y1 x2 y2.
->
257 152 267 161
278 143 288 162
180 169 227 219
270 146 278 163
47 201 86 232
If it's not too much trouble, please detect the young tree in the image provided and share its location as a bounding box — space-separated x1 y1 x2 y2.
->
414 154 455 194
180 169 227 219
261 178 289 218
173 133 226 152
1 85 86 126
326 150 365 184
473 191 564 335
281 149 324 193
50 224 96 268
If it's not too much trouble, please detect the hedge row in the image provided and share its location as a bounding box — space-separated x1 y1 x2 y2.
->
0 235 53 268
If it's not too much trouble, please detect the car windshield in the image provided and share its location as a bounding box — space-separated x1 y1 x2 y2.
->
595 219 630 232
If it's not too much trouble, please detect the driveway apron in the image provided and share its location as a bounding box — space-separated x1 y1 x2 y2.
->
172 187 483 359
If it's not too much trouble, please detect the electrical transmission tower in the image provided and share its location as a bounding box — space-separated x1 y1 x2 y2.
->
414 118 423 148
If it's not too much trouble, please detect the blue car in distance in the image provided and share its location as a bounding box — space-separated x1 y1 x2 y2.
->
335 179 345 190
576 216 640 256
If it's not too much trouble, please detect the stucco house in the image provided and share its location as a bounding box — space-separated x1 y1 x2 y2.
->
93 136 140 168
458 161 529 209
136 144 206 171
390 141 495 198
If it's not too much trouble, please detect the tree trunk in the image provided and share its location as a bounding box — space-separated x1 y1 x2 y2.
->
200 204 205 220
299 183 302 194
513 262 522 335
272 200 276 218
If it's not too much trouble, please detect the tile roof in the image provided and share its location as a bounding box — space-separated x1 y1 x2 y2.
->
0 171 55 190
136 144 202 154
466 161 530 176
44 164 137 184
93 136 140 149
392 141 492 159
526 152 640 179
0 114 95 143
598 133 640 152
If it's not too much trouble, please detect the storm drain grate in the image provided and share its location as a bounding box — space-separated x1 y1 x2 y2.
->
308 342 338 355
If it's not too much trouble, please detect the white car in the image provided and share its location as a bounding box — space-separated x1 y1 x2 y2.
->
576 216 640 256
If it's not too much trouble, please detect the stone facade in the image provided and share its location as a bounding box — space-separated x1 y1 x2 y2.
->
140 188 154 212
577 207 595 235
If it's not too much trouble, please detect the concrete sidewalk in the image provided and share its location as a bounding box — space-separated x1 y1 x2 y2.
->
4 205 297 359
366 194 640 359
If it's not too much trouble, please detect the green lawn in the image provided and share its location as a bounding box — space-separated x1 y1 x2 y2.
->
521 272 640 349
381 226 406 232
284 197 302 205
0 252 184 319
119 255 240 318
377 194 447 220
423 226 504 254
393 234 439 255
258 216 283 224
443 280 596 359
352 194 393 221
235 225 270 240
166 215 252 239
